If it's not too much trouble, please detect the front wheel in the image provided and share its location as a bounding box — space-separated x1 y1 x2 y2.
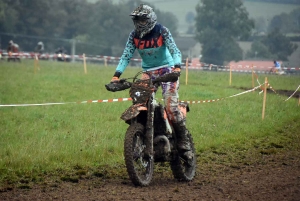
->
170 131 196 181
124 123 154 186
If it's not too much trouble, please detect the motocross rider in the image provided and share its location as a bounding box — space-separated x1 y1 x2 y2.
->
110 4 193 161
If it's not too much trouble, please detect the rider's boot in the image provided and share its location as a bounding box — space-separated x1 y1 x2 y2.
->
172 120 194 162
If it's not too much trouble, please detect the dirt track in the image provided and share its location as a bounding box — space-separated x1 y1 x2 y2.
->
1 149 299 201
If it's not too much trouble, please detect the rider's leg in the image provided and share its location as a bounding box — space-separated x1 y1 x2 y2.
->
156 69 191 153
149 68 192 160
164 89 193 161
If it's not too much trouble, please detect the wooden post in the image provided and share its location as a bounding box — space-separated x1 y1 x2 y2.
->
185 57 188 85
252 64 254 89
34 54 40 73
34 57 37 74
104 58 107 67
262 77 268 120
229 65 232 86
83 53 87 74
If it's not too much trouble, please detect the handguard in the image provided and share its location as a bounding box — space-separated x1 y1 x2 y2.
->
152 72 180 83
105 79 131 92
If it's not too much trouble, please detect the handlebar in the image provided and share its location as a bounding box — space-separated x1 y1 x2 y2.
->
105 71 180 92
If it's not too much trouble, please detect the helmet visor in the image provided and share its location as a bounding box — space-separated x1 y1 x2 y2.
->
131 16 148 25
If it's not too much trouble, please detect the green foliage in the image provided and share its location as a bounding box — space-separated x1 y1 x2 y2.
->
268 10 300 34
0 0 178 55
0 60 299 186
262 29 298 60
246 40 273 59
195 0 254 65
245 0 300 4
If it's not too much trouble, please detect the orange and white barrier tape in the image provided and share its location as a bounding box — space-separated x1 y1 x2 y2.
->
2 52 300 71
268 84 300 102
2 83 298 107
182 61 300 72
1 52 142 62
180 84 263 104
285 85 300 101
0 85 262 107
0 98 132 107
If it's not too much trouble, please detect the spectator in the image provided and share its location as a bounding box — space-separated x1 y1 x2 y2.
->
7 40 20 62
35 41 44 54
274 60 284 75
55 46 66 54
55 46 67 62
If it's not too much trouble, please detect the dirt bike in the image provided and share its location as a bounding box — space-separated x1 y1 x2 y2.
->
105 71 196 186
269 67 285 75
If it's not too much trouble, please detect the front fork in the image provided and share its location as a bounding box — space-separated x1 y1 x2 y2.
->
144 93 155 158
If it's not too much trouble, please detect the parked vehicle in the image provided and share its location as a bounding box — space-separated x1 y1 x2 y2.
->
105 71 196 186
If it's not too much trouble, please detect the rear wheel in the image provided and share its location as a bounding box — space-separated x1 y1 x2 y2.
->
124 123 154 186
170 131 196 181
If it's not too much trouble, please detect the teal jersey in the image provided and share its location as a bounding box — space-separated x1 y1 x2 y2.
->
115 23 181 75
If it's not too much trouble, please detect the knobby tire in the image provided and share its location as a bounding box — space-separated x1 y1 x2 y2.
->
124 123 154 186
170 131 196 181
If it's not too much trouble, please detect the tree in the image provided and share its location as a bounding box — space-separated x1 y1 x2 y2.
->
254 17 267 35
245 40 273 59
262 29 298 61
0 0 19 33
268 8 300 34
246 29 298 61
195 0 254 65
0 0 178 56
268 13 294 34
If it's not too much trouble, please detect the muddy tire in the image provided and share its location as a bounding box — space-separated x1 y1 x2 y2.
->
124 123 154 186
170 131 196 181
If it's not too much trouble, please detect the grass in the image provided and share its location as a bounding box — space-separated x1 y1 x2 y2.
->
0 59 299 187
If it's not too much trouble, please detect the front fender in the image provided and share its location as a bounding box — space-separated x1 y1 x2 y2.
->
121 104 147 121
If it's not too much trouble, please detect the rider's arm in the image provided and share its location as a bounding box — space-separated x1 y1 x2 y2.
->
113 31 136 79
161 26 182 69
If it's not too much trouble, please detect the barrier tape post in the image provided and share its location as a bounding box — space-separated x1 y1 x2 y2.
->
83 53 87 74
104 58 107 67
34 54 40 74
252 64 254 90
185 57 188 85
34 56 36 74
262 77 268 120
229 65 232 86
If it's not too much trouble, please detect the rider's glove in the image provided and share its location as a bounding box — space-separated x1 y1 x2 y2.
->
111 76 120 83
174 68 181 72
173 65 181 76
111 71 122 83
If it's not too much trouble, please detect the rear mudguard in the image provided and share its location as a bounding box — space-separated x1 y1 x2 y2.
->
121 104 147 121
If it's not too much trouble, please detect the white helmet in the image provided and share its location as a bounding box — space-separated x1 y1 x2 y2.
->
130 4 157 38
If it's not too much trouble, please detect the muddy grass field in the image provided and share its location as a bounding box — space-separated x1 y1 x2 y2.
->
1 149 299 201
1 90 299 201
